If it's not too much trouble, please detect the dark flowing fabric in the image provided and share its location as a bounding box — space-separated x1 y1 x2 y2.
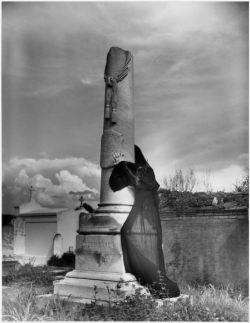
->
109 146 180 297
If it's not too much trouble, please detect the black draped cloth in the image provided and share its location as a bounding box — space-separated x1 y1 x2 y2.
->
109 146 180 298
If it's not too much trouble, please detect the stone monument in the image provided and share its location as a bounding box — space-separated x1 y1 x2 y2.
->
54 47 144 303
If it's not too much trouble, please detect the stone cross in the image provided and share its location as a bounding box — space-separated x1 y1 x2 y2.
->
79 196 84 208
28 185 35 201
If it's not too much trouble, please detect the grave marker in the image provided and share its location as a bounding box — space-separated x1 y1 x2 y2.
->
54 47 145 303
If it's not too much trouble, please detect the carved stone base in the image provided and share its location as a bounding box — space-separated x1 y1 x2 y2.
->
53 206 148 304
54 270 147 304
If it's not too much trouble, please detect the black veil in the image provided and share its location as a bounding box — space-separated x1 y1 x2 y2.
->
109 145 180 297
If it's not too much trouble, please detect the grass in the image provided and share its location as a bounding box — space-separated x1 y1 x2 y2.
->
2 265 249 321
2 263 54 287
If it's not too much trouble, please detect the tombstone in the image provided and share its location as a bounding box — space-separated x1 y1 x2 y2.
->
2 221 14 258
53 234 63 257
212 197 218 206
54 47 145 303
13 217 26 262
12 198 79 266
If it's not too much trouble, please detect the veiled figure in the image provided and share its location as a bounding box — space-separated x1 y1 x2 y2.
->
110 146 180 298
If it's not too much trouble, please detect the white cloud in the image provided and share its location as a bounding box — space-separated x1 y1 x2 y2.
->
55 170 98 194
3 156 100 211
36 191 55 207
209 165 247 192
14 169 30 186
6 156 100 178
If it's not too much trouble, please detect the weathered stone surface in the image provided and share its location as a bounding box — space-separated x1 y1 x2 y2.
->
2 259 21 276
54 271 145 304
75 234 125 273
13 217 25 257
78 208 133 233
101 130 124 169
161 214 249 289
53 233 63 257
99 47 134 208
2 224 14 257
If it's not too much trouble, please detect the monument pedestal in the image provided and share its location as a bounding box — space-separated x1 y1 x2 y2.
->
53 47 143 304
54 271 143 304
54 206 148 304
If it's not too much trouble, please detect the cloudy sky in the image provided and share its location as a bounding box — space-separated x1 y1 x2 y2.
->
2 2 249 212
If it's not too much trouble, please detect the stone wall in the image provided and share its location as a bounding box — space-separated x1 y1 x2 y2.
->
3 208 248 291
2 224 14 258
161 209 248 290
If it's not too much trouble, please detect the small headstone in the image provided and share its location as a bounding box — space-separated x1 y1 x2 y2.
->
53 234 63 257
212 197 218 206
2 259 21 276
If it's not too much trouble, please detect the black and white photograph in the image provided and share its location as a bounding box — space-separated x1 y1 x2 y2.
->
2 1 249 321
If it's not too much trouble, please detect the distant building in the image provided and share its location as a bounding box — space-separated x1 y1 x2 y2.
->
12 197 82 266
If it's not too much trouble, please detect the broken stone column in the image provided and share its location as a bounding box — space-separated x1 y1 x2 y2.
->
54 47 143 304
99 46 135 208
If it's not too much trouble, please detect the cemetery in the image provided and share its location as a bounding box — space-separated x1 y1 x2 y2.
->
2 45 248 321
4 194 80 266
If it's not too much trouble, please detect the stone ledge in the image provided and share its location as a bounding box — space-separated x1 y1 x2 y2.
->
37 293 191 308
65 270 137 282
161 215 248 221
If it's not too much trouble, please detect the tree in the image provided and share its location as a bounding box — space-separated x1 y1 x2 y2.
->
202 169 213 193
234 171 249 193
163 168 197 192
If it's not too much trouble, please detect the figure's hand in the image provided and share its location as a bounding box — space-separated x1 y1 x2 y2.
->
112 151 125 165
